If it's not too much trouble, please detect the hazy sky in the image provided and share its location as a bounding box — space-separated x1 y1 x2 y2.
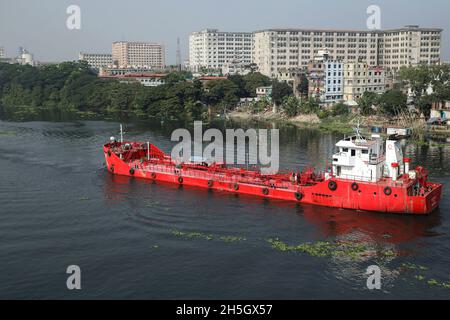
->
0 0 448 64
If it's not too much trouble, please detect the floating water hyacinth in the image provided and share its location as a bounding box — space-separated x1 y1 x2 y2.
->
401 263 428 271
171 229 213 241
220 236 247 243
266 238 373 260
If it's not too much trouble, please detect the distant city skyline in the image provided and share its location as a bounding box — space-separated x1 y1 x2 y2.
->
0 0 449 64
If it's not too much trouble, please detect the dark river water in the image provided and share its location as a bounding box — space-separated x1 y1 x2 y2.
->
0 119 449 299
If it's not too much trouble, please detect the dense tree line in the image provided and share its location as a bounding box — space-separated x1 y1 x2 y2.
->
0 61 275 121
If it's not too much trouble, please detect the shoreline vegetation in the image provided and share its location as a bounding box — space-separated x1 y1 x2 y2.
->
1 61 449 140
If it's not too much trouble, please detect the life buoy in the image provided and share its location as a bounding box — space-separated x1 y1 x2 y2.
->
262 188 269 195
328 180 337 191
129 168 135 175
233 183 239 191
151 172 157 179
384 187 392 196
351 182 359 191
207 180 214 188
178 177 183 184
295 192 303 201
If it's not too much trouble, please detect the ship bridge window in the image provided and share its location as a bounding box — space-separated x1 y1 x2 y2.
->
362 149 369 154
351 149 356 157
342 148 348 152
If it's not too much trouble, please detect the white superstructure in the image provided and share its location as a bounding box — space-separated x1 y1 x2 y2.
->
331 132 405 183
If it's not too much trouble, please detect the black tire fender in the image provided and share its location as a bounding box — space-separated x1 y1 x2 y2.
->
151 172 157 179
351 182 359 191
295 192 303 201
233 183 239 191
262 188 269 195
328 180 337 191
384 186 392 196
207 180 214 188
178 177 183 184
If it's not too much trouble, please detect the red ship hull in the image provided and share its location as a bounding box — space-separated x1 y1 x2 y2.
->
104 142 442 215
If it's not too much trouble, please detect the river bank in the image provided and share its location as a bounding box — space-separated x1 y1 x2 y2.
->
228 109 450 139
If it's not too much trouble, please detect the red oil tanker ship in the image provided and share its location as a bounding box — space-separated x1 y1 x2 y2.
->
104 126 442 215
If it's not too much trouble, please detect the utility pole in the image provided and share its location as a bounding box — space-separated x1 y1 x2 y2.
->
176 37 181 71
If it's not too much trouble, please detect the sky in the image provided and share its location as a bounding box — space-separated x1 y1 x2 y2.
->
0 0 449 64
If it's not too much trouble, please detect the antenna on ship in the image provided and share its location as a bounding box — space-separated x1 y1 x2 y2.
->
354 119 366 143
119 124 124 143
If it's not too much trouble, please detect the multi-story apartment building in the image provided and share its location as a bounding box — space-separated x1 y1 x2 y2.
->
343 63 386 101
189 29 253 72
78 52 113 70
112 42 165 69
378 25 442 70
253 25 442 78
324 60 344 102
0 46 4 58
307 51 343 103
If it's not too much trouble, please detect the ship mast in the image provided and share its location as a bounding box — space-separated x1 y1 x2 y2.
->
354 119 366 143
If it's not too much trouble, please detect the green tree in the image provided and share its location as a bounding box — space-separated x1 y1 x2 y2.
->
358 92 378 115
378 90 407 116
399 65 433 104
297 74 309 97
282 96 300 117
272 80 293 106
331 102 349 116
243 73 271 97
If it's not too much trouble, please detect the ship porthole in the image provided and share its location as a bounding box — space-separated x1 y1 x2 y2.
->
178 177 183 184
295 192 303 201
207 180 214 188
129 168 135 175
384 187 392 196
262 188 269 195
351 182 359 191
151 172 157 179
328 181 337 191
233 183 239 191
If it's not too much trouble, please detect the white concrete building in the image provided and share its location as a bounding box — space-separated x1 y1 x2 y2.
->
112 41 165 69
253 26 442 78
189 29 253 72
378 25 442 71
78 53 113 70
0 47 4 58
343 63 386 101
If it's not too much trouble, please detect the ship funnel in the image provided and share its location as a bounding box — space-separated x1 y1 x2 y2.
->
391 163 399 181
403 158 411 175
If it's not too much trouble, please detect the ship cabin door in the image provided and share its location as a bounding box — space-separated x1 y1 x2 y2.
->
337 166 341 176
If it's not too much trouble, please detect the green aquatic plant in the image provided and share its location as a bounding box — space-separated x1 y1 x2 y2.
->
267 238 372 260
171 229 213 241
415 275 425 281
220 236 247 243
427 279 438 286
0 131 17 136
401 263 428 271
